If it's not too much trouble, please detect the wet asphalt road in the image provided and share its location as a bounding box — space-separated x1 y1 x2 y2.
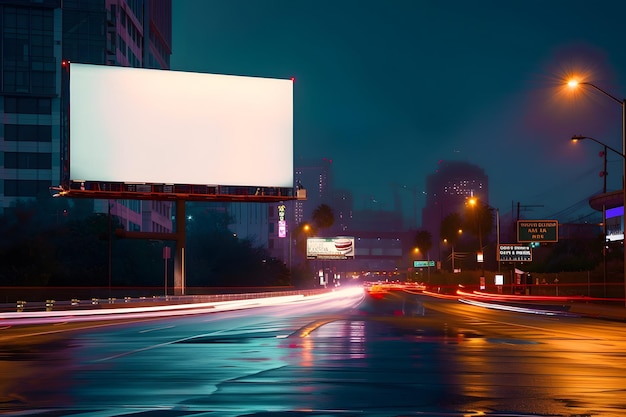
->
1 288 626 417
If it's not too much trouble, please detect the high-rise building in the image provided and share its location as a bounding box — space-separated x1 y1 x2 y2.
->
1 0 172 232
294 157 333 226
331 188 353 233
421 160 489 260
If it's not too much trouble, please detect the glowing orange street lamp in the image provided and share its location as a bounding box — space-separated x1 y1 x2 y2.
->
568 78 626 304
466 196 483 265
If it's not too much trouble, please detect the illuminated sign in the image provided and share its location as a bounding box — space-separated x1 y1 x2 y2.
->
517 220 558 243
498 244 532 262
413 260 435 267
606 206 624 242
307 237 355 260
278 204 286 238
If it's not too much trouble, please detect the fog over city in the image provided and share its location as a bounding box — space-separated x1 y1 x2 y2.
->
172 0 626 223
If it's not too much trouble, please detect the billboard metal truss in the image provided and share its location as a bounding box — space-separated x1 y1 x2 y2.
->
51 182 299 202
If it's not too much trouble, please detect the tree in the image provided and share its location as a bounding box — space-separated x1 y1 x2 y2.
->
182 205 292 287
0 194 90 286
463 199 494 249
413 230 432 257
311 204 334 233
529 237 603 273
293 222 314 258
440 212 463 246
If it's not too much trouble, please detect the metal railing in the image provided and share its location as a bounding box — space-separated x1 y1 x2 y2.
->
0 287 331 313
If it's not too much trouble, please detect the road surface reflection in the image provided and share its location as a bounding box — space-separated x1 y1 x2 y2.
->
1 287 625 416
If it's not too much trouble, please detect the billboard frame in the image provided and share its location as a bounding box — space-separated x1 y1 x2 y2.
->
307 237 355 260
52 182 296 202
55 61 300 299
59 62 295 202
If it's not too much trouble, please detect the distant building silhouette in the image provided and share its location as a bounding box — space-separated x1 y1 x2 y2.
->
421 160 489 261
331 188 353 233
294 157 334 226
350 209 404 233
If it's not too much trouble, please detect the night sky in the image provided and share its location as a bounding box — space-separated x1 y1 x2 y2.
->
170 0 626 225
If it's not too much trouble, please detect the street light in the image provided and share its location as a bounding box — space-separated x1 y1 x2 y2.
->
568 79 626 304
467 197 483 256
571 135 626 297
412 247 431 282
571 135 625 159
467 196 485 286
466 196 501 287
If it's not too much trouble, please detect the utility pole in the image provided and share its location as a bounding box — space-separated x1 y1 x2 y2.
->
515 202 544 240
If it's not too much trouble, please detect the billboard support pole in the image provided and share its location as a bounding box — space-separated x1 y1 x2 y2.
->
174 200 186 295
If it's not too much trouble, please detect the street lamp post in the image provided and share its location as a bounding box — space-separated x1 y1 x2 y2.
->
467 196 501 288
571 135 626 297
568 79 626 305
571 135 624 161
107 200 113 297
412 247 431 282
451 243 455 272
496 208 500 273
467 197 485 287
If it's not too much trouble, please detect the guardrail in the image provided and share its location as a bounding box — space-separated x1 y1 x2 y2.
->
0 288 331 314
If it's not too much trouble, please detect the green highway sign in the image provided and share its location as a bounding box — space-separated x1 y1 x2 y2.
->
517 220 558 243
414 260 435 268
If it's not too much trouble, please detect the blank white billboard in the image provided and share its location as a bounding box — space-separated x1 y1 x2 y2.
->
69 63 293 187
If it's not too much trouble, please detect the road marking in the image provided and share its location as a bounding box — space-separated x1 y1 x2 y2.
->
139 325 175 333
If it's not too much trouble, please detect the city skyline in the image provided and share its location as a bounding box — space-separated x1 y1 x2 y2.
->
171 0 626 224
1 1 622 230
